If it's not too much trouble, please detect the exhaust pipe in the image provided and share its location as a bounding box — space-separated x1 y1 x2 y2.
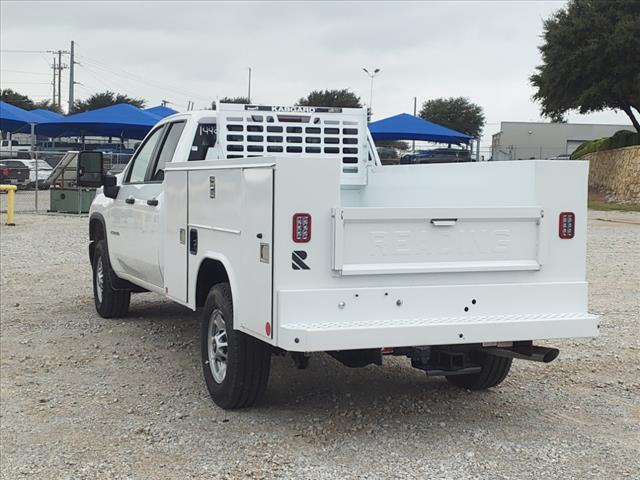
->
484 345 560 363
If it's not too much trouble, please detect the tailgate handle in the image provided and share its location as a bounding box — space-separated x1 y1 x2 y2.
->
430 218 457 227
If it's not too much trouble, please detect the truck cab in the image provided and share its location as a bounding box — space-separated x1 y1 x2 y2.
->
80 104 598 410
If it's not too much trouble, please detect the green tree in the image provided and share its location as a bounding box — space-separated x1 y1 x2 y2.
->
530 0 640 132
297 89 362 108
211 96 250 109
549 113 567 124
1 89 35 110
419 97 485 138
33 99 64 114
74 91 146 112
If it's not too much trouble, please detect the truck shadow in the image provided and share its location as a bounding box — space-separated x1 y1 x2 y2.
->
123 297 530 425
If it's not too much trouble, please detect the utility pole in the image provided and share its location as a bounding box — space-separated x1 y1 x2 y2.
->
52 56 57 105
247 67 252 103
412 96 417 152
47 49 69 110
57 50 63 108
68 41 75 113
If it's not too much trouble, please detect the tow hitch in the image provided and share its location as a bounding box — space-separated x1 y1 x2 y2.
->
406 346 481 377
392 342 560 376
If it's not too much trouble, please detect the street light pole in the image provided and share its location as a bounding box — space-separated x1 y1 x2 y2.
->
362 67 380 119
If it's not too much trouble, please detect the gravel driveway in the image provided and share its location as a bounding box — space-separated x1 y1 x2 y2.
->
1 211 638 479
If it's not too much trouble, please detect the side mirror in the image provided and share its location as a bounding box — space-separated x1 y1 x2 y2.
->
77 151 104 187
103 174 120 199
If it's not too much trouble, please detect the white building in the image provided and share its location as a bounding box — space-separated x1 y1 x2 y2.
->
491 121 633 161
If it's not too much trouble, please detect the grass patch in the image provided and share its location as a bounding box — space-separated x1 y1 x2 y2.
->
588 196 640 212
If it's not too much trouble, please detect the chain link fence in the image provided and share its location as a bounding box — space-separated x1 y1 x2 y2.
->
1 151 131 216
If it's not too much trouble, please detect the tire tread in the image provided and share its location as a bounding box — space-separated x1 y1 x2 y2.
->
447 353 512 390
93 240 130 319
201 283 271 409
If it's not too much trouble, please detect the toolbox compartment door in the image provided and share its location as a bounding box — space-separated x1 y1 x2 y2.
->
164 170 189 302
332 206 543 275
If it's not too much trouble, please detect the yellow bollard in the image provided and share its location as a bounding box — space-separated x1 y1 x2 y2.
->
0 185 17 226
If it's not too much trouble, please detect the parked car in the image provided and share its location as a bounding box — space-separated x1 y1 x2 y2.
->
400 148 472 164
376 146 400 165
1 159 52 189
0 160 30 189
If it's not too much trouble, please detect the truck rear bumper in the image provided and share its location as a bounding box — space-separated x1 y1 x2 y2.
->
275 283 599 351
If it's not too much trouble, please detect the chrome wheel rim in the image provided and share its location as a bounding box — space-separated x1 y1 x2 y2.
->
207 309 228 383
96 257 104 304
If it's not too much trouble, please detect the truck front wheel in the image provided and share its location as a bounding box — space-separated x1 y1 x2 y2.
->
92 240 130 318
201 283 271 409
446 352 512 390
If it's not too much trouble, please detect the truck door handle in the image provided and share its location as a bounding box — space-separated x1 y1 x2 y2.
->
430 218 457 226
125 196 135 205
147 198 158 206
189 229 198 255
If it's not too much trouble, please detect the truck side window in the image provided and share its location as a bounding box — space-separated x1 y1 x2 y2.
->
189 123 217 161
126 126 165 183
150 121 186 182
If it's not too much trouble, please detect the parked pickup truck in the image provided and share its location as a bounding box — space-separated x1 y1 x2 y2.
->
0 139 31 159
78 104 598 409
0 160 30 189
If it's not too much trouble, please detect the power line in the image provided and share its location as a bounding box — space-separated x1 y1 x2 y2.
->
75 52 210 101
1 69 51 76
0 81 52 85
79 63 138 94
0 49 48 54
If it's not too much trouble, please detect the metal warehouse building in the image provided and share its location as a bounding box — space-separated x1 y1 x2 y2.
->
491 121 633 160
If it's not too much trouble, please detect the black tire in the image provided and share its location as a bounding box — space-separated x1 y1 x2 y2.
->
92 240 130 318
201 283 271 409
446 352 512 390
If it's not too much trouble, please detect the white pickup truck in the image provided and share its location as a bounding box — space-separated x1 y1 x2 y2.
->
78 103 598 409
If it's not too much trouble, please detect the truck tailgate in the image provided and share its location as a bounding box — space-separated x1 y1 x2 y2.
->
332 207 543 275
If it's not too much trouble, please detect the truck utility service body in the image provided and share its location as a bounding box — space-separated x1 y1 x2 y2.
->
84 104 598 409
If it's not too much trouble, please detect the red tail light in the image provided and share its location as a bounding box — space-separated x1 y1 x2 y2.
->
1 167 8 177
292 213 311 243
559 212 575 239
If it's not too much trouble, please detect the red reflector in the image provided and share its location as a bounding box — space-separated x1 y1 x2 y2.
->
381 347 394 355
1 167 8 177
292 213 311 243
265 322 271 336
559 212 575 239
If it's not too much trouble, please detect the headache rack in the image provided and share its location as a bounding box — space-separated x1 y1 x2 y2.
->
216 103 375 185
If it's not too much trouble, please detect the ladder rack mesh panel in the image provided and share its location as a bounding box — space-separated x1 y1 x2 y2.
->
217 104 370 185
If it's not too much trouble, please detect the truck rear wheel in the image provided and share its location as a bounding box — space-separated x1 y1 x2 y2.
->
446 352 512 390
92 240 130 318
201 283 271 409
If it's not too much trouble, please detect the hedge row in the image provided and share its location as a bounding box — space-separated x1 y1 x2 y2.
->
571 130 640 159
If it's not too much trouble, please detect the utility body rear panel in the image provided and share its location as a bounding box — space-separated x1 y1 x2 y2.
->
165 156 597 352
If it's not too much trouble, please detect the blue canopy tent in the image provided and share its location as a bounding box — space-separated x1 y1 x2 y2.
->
369 113 472 145
0 101 41 133
30 109 64 122
35 103 164 139
144 105 178 118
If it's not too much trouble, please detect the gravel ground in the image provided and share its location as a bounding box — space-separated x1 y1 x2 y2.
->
1 210 638 479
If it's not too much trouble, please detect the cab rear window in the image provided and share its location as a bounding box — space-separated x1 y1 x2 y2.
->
189 123 217 161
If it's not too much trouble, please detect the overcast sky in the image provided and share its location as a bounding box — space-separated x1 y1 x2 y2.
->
0 1 632 152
